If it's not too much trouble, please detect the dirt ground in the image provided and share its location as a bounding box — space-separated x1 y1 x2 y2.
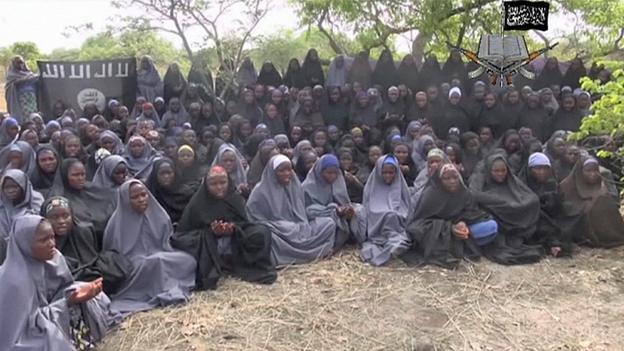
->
97 246 624 351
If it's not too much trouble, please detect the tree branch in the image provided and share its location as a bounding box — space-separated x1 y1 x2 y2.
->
317 9 345 54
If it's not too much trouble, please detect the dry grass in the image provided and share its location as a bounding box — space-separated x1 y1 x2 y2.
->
97 247 624 351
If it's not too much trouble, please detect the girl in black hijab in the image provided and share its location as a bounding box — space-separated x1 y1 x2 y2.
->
301 49 325 87
402 163 487 268
173 166 277 290
477 92 505 137
535 57 563 89
550 94 584 133
519 92 551 142
372 49 399 93
559 156 624 248
321 86 349 131
187 59 214 101
163 62 187 105
50 158 117 241
146 157 197 225
562 58 587 90
42 196 131 295
257 61 283 87
397 54 419 93
283 58 305 89
348 51 373 88
441 50 468 88
30 144 60 195
417 55 442 92
470 153 544 265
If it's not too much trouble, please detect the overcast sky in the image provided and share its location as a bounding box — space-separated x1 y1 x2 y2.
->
0 0 300 52
0 0 575 54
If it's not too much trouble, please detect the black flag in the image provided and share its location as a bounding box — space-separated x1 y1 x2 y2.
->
37 59 137 120
503 1 549 31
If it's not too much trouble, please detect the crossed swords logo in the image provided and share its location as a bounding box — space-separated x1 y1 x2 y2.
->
447 38 558 86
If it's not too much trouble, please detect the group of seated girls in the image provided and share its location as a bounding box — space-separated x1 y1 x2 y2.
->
1 55 622 349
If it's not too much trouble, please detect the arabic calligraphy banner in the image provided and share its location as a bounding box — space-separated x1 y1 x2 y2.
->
37 58 137 119
503 1 549 31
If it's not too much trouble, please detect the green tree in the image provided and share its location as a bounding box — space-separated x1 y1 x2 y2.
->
570 61 624 182
0 41 43 73
249 29 363 73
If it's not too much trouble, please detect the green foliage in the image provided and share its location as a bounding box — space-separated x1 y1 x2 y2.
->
0 42 43 72
249 29 362 73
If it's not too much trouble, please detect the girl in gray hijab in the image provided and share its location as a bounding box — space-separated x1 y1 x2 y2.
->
303 154 362 250
137 55 164 103
212 143 249 194
102 179 196 316
0 169 44 239
357 154 411 266
91 155 129 190
0 215 120 350
247 154 336 266
0 140 36 177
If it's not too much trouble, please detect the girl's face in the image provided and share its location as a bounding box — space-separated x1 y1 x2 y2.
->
562 96 576 111
240 122 252 138
449 93 461 105
157 163 175 188
182 130 197 146
8 151 23 169
46 205 73 236
23 131 38 148
303 153 318 172
112 163 128 185
507 91 520 104
266 104 278 119
64 137 81 157
530 165 552 184
427 156 443 174
553 138 567 157
582 163 601 185
393 145 409 163
219 126 232 141
207 173 228 198
220 151 237 173
577 94 591 109
67 162 86 190
466 138 480 155
202 131 215 146
368 147 382 165
490 159 508 183
441 169 461 193
321 167 340 184
484 94 496 108
2 177 23 203
32 220 56 262
314 132 327 148
445 147 457 163
381 164 397 185
330 89 340 103
276 162 293 185
503 133 521 153
178 150 195 167
415 94 427 108
245 89 256 103
101 137 116 152
129 182 149 214
290 127 302 142
565 146 580 165
479 128 493 143
339 153 353 171
38 150 58 174
129 140 145 158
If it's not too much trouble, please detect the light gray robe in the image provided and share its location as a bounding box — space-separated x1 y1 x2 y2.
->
357 155 411 266
302 154 362 249
0 214 120 351
102 180 196 316
247 155 336 266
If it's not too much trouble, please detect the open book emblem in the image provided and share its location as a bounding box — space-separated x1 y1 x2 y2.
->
448 34 557 86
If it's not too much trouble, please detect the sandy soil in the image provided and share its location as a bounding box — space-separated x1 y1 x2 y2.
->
97 246 624 351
